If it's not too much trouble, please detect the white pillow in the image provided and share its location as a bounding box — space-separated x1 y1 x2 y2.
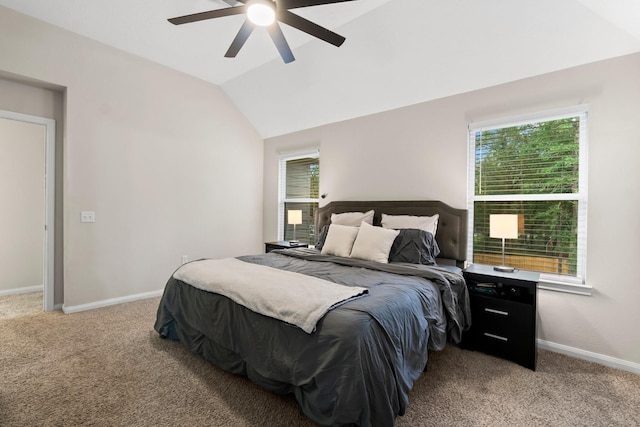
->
349 222 400 264
381 213 439 236
331 210 375 227
321 224 359 257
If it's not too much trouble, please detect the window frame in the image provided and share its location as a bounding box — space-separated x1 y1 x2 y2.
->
278 148 320 242
467 105 591 295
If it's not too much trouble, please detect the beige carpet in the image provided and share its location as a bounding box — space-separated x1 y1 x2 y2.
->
0 291 42 320
0 295 638 427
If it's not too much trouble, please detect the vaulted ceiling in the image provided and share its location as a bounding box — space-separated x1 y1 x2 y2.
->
1 0 639 138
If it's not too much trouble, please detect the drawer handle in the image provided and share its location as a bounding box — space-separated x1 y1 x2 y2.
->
484 333 508 342
485 308 509 316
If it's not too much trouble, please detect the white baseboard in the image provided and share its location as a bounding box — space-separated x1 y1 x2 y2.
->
0 285 44 297
62 289 164 314
538 339 640 374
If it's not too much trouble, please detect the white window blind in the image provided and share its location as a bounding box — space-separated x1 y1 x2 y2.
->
467 106 589 293
278 150 320 244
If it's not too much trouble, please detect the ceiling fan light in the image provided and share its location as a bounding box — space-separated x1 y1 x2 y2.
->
247 0 276 26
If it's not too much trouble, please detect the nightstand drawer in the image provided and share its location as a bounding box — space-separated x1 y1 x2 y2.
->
474 331 534 365
473 295 534 338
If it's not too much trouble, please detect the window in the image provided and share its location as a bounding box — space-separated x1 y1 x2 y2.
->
278 150 320 244
467 106 589 293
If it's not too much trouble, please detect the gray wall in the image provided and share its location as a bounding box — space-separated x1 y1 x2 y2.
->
264 53 640 367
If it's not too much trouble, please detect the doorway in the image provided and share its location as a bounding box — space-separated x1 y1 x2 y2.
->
0 110 56 311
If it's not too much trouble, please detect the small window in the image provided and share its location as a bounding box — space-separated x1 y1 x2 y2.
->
467 106 588 291
278 150 320 244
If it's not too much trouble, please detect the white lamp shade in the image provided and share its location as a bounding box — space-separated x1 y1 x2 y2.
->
288 210 303 225
489 214 519 239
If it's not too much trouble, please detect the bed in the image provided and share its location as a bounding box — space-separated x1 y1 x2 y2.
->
154 200 471 426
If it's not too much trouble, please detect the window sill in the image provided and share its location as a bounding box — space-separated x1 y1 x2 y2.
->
538 273 592 296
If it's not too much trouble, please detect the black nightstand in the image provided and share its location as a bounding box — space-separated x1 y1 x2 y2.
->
461 264 539 370
265 241 309 253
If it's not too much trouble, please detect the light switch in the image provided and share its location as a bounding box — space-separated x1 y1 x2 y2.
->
81 211 95 223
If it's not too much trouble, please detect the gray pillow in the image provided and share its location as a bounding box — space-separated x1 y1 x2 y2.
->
388 229 440 265
315 225 330 251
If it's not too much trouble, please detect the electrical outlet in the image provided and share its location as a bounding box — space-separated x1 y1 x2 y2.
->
80 211 95 223
182 255 189 265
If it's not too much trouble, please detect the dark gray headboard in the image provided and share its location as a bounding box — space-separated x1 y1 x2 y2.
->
316 200 468 267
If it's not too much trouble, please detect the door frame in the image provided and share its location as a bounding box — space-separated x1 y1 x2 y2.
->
1 109 56 311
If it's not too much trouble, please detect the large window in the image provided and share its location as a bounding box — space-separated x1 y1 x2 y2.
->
278 150 320 244
468 106 588 292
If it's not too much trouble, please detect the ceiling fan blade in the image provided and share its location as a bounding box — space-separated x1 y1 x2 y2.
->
266 23 296 63
225 20 256 58
278 10 345 47
168 6 246 25
278 0 356 9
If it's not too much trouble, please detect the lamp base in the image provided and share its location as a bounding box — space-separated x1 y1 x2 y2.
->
494 265 515 273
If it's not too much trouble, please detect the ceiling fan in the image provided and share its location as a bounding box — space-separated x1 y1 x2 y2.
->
168 0 356 64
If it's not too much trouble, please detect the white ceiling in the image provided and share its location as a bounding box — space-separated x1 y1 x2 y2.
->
1 0 639 138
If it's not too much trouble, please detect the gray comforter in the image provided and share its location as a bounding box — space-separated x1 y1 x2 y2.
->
154 249 470 427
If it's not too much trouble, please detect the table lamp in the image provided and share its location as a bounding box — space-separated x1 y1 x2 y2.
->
489 214 519 272
288 210 303 243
